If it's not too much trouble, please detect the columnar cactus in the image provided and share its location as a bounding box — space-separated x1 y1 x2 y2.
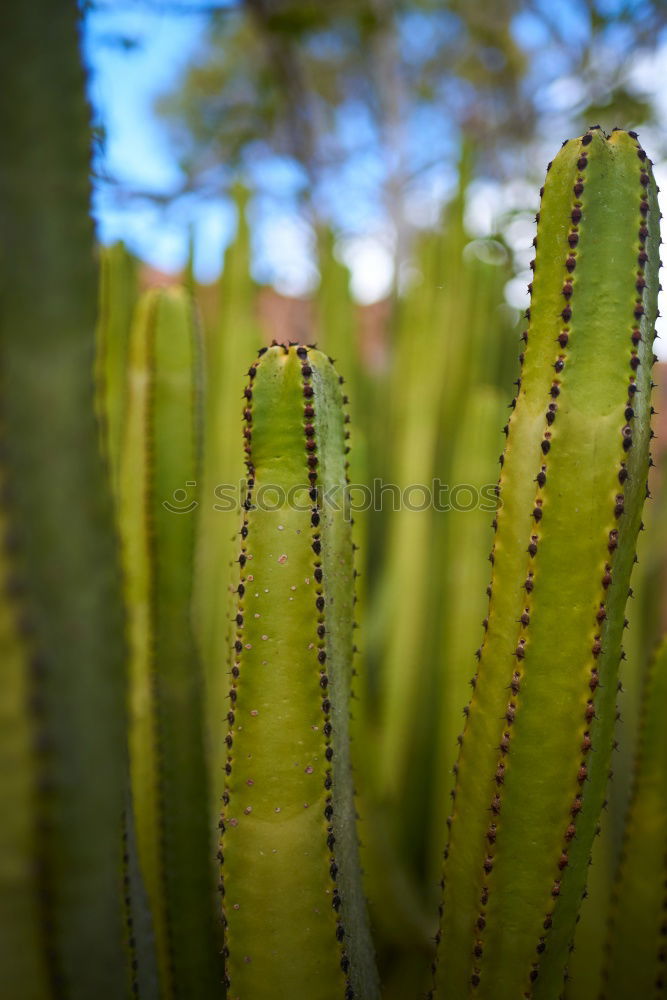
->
600 635 667 998
193 186 263 823
432 128 660 999
95 242 138 497
219 343 379 1000
119 287 221 998
0 3 130 996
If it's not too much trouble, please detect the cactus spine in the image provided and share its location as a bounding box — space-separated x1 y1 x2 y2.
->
220 343 379 1000
600 635 667 997
432 128 660 999
119 287 221 997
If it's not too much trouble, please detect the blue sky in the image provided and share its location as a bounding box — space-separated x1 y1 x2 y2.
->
84 2 230 279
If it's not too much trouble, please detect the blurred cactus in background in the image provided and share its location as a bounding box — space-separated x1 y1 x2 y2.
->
118 287 221 997
0 3 132 998
3 2 667 1000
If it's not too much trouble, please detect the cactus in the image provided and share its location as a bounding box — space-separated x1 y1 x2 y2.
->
2 4 665 990
0 3 131 996
119 287 221 997
374 158 515 813
95 242 139 498
219 343 379 999
600 635 667 997
121 792 161 1000
432 128 660 999
193 186 263 824
430 385 505 878
565 403 667 999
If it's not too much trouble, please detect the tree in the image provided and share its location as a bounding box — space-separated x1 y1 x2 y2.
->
155 0 667 247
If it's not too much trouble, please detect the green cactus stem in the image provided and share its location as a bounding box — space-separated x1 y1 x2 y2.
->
565 423 667 1000
119 287 221 998
121 793 160 1000
600 635 667 998
95 242 138 498
219 343 379 1000
0 3 130 996
0 499 51 999
432 128 660 1000
429 385 504 881
193 186 263 826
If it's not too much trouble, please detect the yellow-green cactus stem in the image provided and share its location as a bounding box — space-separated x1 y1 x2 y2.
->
429 385 504 882
95 242 138 498
219 343 379 1000
600 635 667 998
119 287 221 998
193 186 263 825
0 3 130 996
432 128 660 999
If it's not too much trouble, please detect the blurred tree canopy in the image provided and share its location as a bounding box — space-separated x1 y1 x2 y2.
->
155 0 667 240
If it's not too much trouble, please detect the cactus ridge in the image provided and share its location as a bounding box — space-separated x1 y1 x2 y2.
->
299 344 352 983
433 128 659 999
600 634 667 998
125 295 177 991
121 812 140 997
220 342 378 999
141 304 177 992
0 484 54 998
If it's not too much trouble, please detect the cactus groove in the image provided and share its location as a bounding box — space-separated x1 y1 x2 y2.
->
600 635 667 998
432 128 660 999
219 343 379 1000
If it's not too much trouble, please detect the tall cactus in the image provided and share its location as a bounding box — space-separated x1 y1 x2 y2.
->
0 3 130 996
95 242 138 497
429 385 505 879
219 343 379 999
432 128 660 998
600 635 667 998
119 287 221 998
193 186 263 824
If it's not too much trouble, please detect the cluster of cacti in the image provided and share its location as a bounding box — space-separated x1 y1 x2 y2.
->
4 3 667 999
